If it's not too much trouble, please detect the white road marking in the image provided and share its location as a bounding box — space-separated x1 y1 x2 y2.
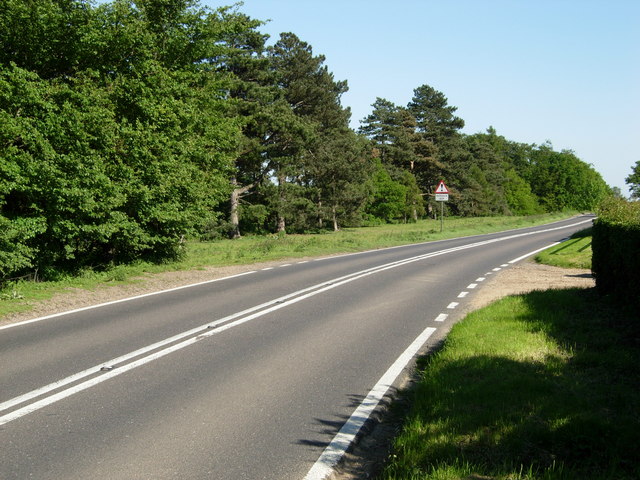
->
0 236 533 425
304 231 594 480
476 277 486 282
1 220 592 428
458 292 469 298
509 242 561 264
467 283 478 289
0 271 257 331
304 327 437 480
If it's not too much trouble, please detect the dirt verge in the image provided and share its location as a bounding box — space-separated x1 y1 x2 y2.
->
333 261 595 479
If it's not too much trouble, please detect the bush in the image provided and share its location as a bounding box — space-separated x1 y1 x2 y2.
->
592 198 640 306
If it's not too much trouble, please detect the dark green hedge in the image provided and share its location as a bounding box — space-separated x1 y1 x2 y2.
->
592 198 640 306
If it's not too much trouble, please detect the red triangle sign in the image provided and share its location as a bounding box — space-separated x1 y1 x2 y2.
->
435 181 449 194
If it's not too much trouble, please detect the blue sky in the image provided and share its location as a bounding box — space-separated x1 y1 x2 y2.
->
205 0 639 196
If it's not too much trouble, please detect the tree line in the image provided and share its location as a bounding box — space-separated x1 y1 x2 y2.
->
0 0 611 281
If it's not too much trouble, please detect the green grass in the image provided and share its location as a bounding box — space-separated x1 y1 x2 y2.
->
380 230 640 479
0 212 575 320
381 291 639 480
534 228 593 269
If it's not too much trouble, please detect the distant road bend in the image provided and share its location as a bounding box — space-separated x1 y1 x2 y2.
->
0 215 594 480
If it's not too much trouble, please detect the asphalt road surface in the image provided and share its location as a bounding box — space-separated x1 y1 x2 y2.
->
0 215 594 480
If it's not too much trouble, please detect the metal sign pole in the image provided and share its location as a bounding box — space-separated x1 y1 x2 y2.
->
434 181 449 233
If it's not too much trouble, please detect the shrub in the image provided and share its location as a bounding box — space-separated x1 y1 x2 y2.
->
592 198 640 306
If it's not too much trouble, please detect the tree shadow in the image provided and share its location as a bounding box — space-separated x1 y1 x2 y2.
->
386 287 640 478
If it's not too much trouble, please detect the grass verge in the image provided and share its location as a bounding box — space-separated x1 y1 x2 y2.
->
379 232 640 479
0 212 575 320
534 228 593 269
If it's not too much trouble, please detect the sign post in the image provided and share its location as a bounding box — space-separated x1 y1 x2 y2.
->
434 181 449 232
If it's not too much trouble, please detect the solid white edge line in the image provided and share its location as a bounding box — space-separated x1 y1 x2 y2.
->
0 221 590 424
1 218 591 332
508 242 562 264
303 230 590 480
0 271 257 331
304 327 437 480
0 244 481 423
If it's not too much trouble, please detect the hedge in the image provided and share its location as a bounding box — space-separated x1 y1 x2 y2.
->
592 198 640 306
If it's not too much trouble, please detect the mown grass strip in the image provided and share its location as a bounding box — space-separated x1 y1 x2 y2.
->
534 227 593 269
0 212 575 319
380 235 640 480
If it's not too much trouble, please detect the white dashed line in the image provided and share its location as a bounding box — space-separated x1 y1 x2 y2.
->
467 283 477 289
476 277 486 282
447 302 459 309
458 292 469 298
434 313 448 322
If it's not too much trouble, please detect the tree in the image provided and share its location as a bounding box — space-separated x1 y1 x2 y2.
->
625 160 640 199
526 144 610 211
214 9 280 237
0 0 93 79
265 32 352 233
451 129 541 216
365 160 407 223
407 84 465 196
408 84 464 145
359 98 438 219
0 0 243 278
307 129 373 230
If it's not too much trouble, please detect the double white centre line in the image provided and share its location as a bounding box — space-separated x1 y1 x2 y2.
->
1 219 591 428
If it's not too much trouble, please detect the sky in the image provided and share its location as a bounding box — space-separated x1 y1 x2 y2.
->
203 0 639 196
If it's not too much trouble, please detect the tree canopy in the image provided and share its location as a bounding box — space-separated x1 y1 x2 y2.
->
625 160 640 199
0 0 613 282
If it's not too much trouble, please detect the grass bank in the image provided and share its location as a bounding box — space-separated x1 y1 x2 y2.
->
0 212 574 320
533 227 593 269
379 231 640 479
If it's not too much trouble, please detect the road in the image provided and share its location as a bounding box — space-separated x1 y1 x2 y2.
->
0 216 593 480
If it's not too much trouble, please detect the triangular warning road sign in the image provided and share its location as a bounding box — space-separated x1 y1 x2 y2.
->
435 181 449 194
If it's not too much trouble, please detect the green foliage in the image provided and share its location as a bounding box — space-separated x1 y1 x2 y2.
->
526 144 609 211
534 229 593 269
381 289 640 479
503 167 544 215
365 161 408 222
0 0 241 280
360 93 608 223
408 84 465 144
625 160 640 199
0 0 613 281
592 197 640 306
